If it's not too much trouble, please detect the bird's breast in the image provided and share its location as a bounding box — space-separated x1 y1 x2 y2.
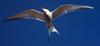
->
46 12 52 20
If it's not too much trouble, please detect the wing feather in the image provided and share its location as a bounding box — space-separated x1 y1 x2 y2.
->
4 9 46 22
52 4 93 19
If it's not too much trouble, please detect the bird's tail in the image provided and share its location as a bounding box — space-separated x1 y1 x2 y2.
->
47 24 59 42
49 26 59 35
47 23 59 38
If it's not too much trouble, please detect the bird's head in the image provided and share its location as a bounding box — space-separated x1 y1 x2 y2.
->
42 8 51 13
42 8 52 15
40 6 49 12
43 8 52 18
42 8 53 19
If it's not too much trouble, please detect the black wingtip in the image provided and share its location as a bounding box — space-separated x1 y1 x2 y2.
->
1 18 22 23
2 19 9 23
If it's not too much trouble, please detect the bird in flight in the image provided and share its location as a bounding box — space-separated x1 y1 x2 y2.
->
2 4 94 37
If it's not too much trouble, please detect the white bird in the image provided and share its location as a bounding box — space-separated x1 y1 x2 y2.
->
2 4 94 38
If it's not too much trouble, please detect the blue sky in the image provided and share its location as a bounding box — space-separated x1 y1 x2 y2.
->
0 0 99 46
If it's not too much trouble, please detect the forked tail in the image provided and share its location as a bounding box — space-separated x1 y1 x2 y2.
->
47 23 60 42
47 23 59 38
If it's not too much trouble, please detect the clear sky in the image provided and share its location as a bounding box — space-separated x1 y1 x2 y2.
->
0 0 99 46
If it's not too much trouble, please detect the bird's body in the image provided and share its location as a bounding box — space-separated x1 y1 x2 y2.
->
42 8 59 36
2 4 94 38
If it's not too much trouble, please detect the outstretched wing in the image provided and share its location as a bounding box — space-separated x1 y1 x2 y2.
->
52 4 94 19
2 9 46 22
